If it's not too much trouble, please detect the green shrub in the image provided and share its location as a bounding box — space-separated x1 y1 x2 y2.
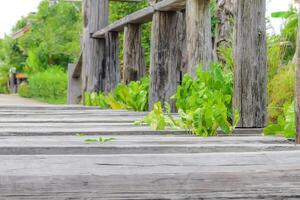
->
267 63 294 122
0 65 9 94
18 82 30 97
138 63 239 136
28 67 67 104
83 77 149 111
264 102 295 139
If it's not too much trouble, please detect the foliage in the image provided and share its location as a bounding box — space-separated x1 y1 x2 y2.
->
18 82 30 97
28 67 67 104
264 102 295 139
267 63 294 122
109 0 150 66
84 77 149 111
271 7 298 63
12 18 28 32
0 65 9 94
138 63 239 136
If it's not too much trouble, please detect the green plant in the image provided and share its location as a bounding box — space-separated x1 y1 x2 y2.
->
28 66 67 104
83 77 149 111
0 65 9 94
85 137 115 143
138 63 239 136
18 82 30 97
267 63 294 122
264 102 295 139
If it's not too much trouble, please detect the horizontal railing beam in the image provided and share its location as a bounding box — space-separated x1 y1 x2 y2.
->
93 0 186 38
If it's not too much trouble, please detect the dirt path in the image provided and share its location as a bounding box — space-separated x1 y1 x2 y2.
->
0 94 49 106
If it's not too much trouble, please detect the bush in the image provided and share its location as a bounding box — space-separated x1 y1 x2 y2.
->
18 82 30 97
84 77 149 111
137 63 239 136
267 63 294 122
264 102 295 139
28 67 67 104
0 66 9 94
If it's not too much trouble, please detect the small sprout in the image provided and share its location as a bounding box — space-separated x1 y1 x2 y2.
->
76 133 86 137
85 137 115 143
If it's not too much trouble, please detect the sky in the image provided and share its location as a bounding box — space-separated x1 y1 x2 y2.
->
0 0 296 39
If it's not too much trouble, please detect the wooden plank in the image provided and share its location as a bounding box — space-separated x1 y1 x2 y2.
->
93 7 154 38
233 0 267 128
0 136 297 155
0 151 300 199
92 0 186 38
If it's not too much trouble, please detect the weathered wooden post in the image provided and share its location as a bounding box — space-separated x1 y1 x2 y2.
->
68 63 82 104
213 0 234 62
123 24 146 84
104 31 120 93
233 0 267 128
186 0 212 76
82 0 108 93
295 0 300 144
149 0 184 111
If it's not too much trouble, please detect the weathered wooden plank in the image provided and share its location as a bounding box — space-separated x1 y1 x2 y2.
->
93 7 154 38
92 0 186 38
0 152 300 199
149 9 184 111
186 0 212 76
233 0 267 128
81 0 108 93
123 24 146 83
0 135 297 155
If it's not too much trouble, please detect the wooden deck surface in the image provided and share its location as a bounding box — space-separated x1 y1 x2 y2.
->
0 105 300 199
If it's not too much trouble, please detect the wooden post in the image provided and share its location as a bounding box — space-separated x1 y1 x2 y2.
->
295 1 300 144
82 0 108 93
123 24 146 84
104 31 120 93
233 0 267 128
149 10 184 111
68 64 82 104
213 0 234 62
186 0 212 77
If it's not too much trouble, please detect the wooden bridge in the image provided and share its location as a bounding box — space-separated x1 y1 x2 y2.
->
1 0 300 198
0 103 300 199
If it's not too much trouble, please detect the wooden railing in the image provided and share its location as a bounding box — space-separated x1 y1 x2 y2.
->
68 0 268 131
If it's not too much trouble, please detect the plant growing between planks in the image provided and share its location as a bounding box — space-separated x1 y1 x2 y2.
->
137 63 239 136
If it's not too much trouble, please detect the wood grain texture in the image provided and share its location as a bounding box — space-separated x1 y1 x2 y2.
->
82 0 108 93
149 10 184 111
71 53 82 79
186 0 212 76
104 32 120 93
213 0 234 62
1 152 300 199
92 0 186 38
123 24 146 84
67 64 82 104
296 8 300 144
233 0 267 128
